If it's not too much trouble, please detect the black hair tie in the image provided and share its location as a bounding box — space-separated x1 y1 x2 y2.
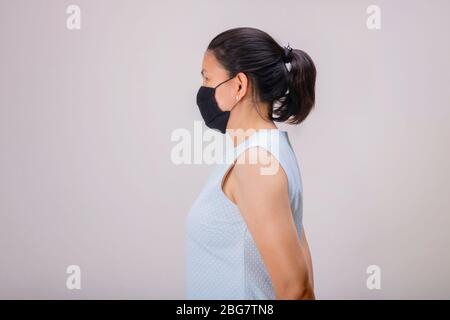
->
282 44 293 63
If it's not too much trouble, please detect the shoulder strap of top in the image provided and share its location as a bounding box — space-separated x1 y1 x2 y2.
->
233 129 283 163
221 129 287 178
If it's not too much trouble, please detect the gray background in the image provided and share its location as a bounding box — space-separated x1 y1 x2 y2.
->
0 0 449 299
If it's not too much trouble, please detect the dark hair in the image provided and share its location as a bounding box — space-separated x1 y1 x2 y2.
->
207 27 316 125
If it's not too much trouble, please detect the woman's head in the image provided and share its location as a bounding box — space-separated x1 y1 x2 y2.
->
198 27 316 131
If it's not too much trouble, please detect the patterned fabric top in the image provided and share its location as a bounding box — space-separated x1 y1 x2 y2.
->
186 129 304 299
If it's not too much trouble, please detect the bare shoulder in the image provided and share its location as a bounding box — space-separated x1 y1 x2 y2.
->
233 146 287 182
231 146 289 214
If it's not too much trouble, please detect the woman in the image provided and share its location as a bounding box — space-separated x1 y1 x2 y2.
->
186 27 316 300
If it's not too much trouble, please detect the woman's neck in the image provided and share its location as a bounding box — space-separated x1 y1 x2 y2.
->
226 100 278 147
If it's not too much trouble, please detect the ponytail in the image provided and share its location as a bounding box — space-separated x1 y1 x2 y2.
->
273 48 317 124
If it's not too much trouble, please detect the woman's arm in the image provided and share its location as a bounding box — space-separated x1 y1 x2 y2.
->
228 147 315 300
300 225 315 291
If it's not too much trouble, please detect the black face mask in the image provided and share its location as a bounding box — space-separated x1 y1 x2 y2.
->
196 76 236 134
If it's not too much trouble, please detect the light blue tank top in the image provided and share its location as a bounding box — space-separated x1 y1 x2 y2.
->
185 128 304 300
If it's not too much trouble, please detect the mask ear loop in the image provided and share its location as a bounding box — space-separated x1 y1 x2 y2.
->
228 72 272 123
214 75 236 89
219 72 274 123
218 74 240 112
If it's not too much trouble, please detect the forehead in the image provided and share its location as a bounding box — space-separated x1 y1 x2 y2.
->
201 50 227 76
